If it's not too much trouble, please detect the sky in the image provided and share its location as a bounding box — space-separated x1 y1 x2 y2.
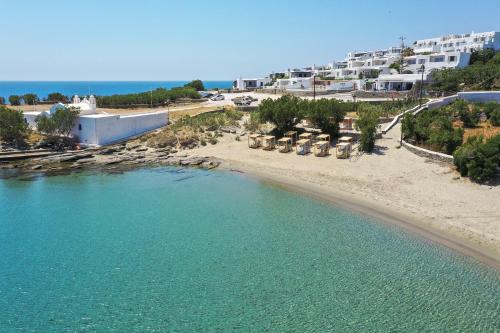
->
1 0 499 81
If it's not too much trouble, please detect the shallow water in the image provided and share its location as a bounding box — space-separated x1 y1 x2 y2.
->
0 168 498 332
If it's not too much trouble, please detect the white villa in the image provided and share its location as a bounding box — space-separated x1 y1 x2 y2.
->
413 31 500 54
233 30 499 93
24 95 168 146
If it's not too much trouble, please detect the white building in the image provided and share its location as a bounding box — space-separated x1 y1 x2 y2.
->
413 31 500 54
403 51 471 74
233 77 272 90
234 30 499 93
24 95 168 146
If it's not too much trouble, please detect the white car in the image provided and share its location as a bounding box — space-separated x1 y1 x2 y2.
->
211 94 225 101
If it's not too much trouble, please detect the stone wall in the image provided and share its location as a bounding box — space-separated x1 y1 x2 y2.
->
402 140 453 163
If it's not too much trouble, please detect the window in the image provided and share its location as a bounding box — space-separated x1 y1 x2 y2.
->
418 59 426 64
78 124 82 131
448 56 456 62
430 56 444 63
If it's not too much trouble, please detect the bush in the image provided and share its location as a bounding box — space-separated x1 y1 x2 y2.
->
431 51 500 92
9 95 22 106
490 109 500 126
453 99 478 128
453 135 500 183
0 106 29 143
355 106 379 152
403 105 463 154
184 80 205 91
244 112 261 132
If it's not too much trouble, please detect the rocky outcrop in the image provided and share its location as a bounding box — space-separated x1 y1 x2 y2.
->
0 141 221 180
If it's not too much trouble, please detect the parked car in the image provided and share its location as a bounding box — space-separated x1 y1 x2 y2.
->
200 92 215 99
211 94 225 101
234 99 251 106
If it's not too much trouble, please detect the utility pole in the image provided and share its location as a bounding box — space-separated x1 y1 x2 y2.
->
399 36 406 74
399 36 406 147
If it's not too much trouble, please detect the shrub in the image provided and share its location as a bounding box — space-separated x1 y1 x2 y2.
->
184 80 205 91
453 134 500 183
355 106 379 152
0 106 29 143
452 99 478 128
490 108 500 126
244 112 261 132
9 95 22 106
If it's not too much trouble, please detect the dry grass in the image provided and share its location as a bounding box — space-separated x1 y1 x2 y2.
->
463 122 500 142
169 106 220 122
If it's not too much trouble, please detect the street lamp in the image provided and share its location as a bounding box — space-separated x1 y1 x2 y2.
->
419 64 425 106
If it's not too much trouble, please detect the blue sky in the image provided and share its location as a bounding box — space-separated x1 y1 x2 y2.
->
1 0 499 81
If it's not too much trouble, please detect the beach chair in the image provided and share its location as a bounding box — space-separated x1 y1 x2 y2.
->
277 137 292 153
298 132 313 143
336 142 351 159
316 134 331 144
262 135 276 151
248 134 262 149
296 138 311 155
284 131 298 145
313 141 330 157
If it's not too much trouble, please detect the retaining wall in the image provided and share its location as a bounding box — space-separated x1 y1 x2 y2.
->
401 141 453 163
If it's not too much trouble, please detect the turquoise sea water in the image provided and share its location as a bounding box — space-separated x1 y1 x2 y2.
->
0 168 499 332
0 81 233 100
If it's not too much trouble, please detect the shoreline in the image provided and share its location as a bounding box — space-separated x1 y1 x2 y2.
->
217 160 500 269
1 151 499 269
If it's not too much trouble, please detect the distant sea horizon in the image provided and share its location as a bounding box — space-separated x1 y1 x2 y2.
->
0 81 233 100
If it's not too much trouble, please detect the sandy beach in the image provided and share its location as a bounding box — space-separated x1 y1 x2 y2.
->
190 123 500 266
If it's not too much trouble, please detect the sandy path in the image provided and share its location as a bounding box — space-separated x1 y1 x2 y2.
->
191 124 500 264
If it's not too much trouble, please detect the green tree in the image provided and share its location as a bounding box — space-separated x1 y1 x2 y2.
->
258 95 304 134
305 99 346 137
184 80 205 91
355 106 379 152
0 97 5 105
35 106 80 136
0 106 29 143
402 47 415 57
23 93 39 105
9 95 22 106
47 92 68 103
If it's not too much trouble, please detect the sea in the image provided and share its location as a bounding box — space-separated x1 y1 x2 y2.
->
0 167 498 332
0 81 233 100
